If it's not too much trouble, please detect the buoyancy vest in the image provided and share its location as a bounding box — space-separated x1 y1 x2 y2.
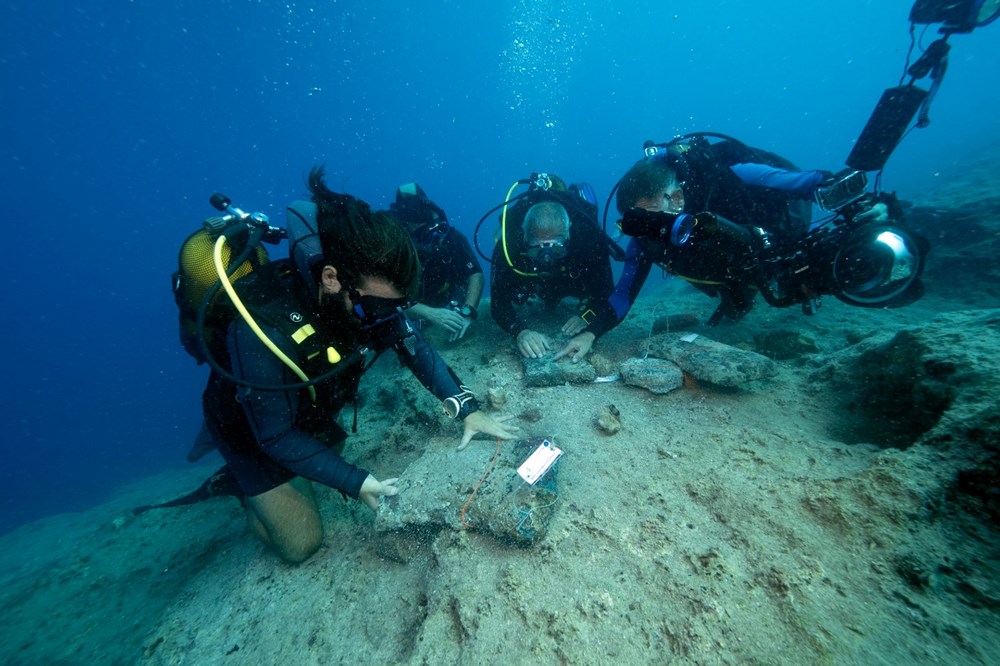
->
233 258 364 395
203 259 366 446
673 137 812 240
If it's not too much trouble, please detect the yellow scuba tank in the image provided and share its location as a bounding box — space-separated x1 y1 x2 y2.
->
173 208 270 364
172 193 343 403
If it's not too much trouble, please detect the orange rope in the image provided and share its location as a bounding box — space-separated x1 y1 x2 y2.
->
460 438 503 529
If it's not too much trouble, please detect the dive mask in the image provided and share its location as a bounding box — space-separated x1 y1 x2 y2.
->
413 220 448 249
524 238 568 266
349 290 416 352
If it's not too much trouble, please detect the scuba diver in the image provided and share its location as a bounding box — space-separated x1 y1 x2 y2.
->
556 134 927 363
487 173 615 358
388 182 485 342
151 166 518 564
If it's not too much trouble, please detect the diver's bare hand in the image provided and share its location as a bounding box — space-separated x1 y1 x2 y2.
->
458 411 519 451
359 475 399 511
561 315 587 336
516 329 552 358
450 316 472 342
855 202 888 223
409 303 465 335
554 331 595 363
427 307 466 335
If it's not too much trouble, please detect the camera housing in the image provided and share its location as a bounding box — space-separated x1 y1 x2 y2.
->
909 0 1000 33
815 170 869 211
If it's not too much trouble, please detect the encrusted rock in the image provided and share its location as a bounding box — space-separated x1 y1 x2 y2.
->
518 407 543 423
523 355 597 387
589 352 618 379
620 357 684 394
375 437 560 546
595 404 622 435
644 332 777 388
652 313 700 334
486 386 508 410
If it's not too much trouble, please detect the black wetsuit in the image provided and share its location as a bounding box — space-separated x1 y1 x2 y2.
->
414 226 482 308
586 145 828 337
389 187 483 308
202 260 465 499
490 192 614 337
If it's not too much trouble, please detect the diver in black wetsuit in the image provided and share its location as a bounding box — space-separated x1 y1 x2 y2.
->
389 183 484 341
489 176 614 359
557 136 900 363
153 167 517 564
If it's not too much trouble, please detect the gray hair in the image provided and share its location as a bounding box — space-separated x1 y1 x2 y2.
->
523 201 570 240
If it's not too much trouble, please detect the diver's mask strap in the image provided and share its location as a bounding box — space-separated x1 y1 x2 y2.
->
443 385 479 420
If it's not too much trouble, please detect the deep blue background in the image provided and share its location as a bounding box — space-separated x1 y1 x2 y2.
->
2 1 997 534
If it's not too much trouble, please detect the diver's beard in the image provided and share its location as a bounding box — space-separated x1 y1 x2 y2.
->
319 291 362 335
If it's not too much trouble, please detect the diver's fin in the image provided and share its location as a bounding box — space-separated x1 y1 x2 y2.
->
186 421 219 463
132 465 245 515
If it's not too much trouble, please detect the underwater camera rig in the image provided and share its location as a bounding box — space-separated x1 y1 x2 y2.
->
620 192 928 315
752 197 928 312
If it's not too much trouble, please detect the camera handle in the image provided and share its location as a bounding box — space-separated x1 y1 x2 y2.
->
907 37 950 128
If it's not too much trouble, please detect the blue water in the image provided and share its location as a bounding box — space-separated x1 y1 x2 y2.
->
2 1 998 535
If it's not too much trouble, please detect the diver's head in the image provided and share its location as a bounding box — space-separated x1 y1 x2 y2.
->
389 181 449 244
307 167 420 349
522 201 570 267
616 158 684 216
309 166 421 299
315 262 416 353
394 181 427 207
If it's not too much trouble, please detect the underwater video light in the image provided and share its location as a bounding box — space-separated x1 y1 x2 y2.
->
909 0 1000 33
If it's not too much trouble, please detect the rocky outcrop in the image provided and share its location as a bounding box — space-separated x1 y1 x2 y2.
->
906 156 1000 307
620 357 685 394
523 355 597 387
811 309 1000 521
644 332 777 388
374 437 561 551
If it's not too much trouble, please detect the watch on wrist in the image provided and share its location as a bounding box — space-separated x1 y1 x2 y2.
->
442 385 480 420
448 301 477 320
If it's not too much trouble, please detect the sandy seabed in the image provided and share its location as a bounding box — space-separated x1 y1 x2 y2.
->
2 166 999 665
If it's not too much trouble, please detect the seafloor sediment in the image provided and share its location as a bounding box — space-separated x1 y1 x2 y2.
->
1 157 998 665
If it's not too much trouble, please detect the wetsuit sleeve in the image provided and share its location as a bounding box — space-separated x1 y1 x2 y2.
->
729 163 826 199
490 244 527 337
585 238 654 339
228 321 369 498
395 327 464 400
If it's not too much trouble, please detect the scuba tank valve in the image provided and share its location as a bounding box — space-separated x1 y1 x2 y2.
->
209 192 286 244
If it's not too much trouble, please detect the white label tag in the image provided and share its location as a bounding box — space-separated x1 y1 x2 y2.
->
680 333 699 343
517 439 563 485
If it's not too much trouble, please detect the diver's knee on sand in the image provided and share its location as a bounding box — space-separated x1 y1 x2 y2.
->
246 479 323 563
